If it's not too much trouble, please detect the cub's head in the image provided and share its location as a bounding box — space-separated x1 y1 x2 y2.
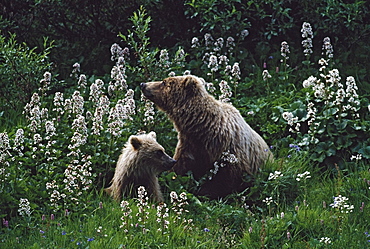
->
128 131 176 174
140 75 207 111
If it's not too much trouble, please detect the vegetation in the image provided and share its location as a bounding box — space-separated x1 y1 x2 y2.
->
1 2 370 248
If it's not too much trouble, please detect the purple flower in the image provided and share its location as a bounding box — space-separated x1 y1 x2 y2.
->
87 237 94 242
2 218 9 228
62 231 67 235
203 228 210 232
40 230 45 234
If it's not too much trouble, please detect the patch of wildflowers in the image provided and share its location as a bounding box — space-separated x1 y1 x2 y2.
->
71 91 84 115
280 41 290 65
170 191 192 228
18 198 32 217
268 171 283 181
142 94 155 126
156 202 170 232
226 36 235 52
262 197 273 206
120 200 133 233
208 54 218 72
39 71 52 94
89 79 105 103
191 37 200 48
240 29 249 39
52 92 64 117
301 22 313 57
218 80 232 103
262 70 272 82
296 171 311 181
77 74 87 89
204 33 214 47
319 237 331 244
136 186 150 232
70 62 80 79
159 49 170 68
350 154 362 161
230 62 241 86
329 195 354 213
209 151 238 180
322 37 334 59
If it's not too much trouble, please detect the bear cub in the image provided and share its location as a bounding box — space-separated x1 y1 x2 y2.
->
105 132 176 202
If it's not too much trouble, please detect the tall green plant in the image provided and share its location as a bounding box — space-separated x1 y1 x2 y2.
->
0 33 53 109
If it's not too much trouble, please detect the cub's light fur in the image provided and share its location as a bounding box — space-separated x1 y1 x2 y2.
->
105 132 176 202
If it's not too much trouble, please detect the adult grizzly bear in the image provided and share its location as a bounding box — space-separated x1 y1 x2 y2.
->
105 132 176 202
140 75 272 199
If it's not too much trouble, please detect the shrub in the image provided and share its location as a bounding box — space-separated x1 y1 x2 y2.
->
0 33 53 110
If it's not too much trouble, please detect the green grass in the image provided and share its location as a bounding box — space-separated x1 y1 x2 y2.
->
1 157 370 248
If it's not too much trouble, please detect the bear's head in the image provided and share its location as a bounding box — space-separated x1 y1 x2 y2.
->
129 131 176 175
140 75 207 111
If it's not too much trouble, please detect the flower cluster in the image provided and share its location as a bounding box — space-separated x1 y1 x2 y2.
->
284 54 361 141
319 237 332 244
77 74 87 89
190 32 242 99
0 132 11 169
282 111 300 132
322 37 334 59
350 153 362 161
329 195 354 213
39 71 52 94
170 191 192 229
156 202 170 232
23 92 46 132
18 198 32 217
209 151 238 180
63 155 93 200
262 196 273 206
280 41 290 61
46 180 66 212
262 70 272 82
159 49 171 68
296 171 311 181
301 22 313 57
120 200 133 233
109 44 129 95
218 80 232 102
70 62 81 79
136 186 150 233
268 171 283 181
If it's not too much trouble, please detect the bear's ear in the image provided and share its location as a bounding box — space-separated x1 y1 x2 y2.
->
148 131 157 139
183 75 198 93
130 136 142 150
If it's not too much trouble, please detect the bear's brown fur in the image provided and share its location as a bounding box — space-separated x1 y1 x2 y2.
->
105 132 176 202
141 75 272 199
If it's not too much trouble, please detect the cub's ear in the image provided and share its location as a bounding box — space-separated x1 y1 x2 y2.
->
130 136 142 150
148 131 157 139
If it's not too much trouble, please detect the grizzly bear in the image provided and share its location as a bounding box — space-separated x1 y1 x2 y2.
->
140 75 272 199
105 132 176 202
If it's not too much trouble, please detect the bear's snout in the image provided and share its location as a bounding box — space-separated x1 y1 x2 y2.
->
165 157 177 170
140 82 153 98
140 82 146 89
